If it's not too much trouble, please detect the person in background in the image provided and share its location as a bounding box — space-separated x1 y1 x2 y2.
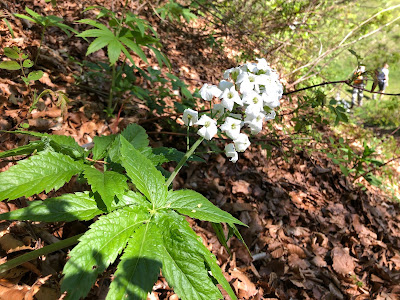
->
351 65 366 108
376 63 389 100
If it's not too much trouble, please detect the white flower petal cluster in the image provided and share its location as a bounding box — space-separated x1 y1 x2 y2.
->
181 58 282 163
199 83 222 101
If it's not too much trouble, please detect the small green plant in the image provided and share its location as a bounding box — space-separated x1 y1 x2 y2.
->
326 137 383 186
0 124 241 300
76 6 170 115
156 1 197 23
15 7 77 63
0 46 68 115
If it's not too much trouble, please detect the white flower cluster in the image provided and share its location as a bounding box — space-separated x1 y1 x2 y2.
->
182 58 283 163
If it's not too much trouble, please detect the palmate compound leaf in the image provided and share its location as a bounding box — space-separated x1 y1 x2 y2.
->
120 136 167 207
83 166 128 211
166 189 245 226
0 151 84 201
155 211 237 300
0 190 145 222
61 206 150 300
106 222 163 300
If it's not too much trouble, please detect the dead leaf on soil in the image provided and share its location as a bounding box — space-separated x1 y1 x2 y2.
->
331 247 355 275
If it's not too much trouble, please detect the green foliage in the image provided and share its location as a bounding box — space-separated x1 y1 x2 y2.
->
15 7 76 36
77 7 168 67
0 151 84 201
326 137 383 186
0 124 242 299
3 18 15 38
0 46 68 114
354 97 400 128
157 1 197 23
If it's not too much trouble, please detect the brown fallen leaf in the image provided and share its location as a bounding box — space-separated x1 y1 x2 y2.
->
331 247 355 275
231 269 257 299
311 255 327 267
231 180 251 194
271 247 284 259
288 254 309 269
287 244 306 258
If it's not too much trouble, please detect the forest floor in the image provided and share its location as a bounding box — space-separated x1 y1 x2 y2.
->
1 1 400 299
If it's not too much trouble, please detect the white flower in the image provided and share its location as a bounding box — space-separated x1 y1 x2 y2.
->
199 83 222 101
213 103 225 118
218 80 234 91
223 67 242 81
256 58 270 71
234 133 251 152
196 115 218 140
264 110 276 121
242 91 263 118
225 143 238 163
245 112 265 134
236 72 263 93
262 91 281 108
220 117 242 139
220 86 243 111
245 62 258 73
182 109 198 126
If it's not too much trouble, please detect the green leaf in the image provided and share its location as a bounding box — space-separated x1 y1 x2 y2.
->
106 223 163 300
0 141 45 158
3 19 15 38
119 37 148 63
107 38 123 65
0 60 21 70
92 134 116 160
0 151 84 201
27 70 44 81
121 190 151 209
61 206 150 300
48 135 85 159
77 29 113 39
153 147 204 163
77 19 111 32
166 189 244 225
120 136 167 207
4 47 19 59
156 212 223 300
107 124 149 163
148 46 171 70
14 13 37 25
86 36 113 56
121 124 149 149
0 192 105 222
83 167 128 211
24 7 41 20
22 59 33 68
211 223 230 256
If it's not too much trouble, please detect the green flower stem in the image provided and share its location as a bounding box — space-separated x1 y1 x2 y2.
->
166 136 204 187
186 126 190 151
34 27 46 65
107 64 117 114
0 233 83 274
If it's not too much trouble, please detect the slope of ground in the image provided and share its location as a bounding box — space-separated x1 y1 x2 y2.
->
0 1 400 299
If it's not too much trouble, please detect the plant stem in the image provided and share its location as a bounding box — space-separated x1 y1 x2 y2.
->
186 127 190 151
166 137 204 187
107 64 117 114
34 27 46 65
0 234 83 274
